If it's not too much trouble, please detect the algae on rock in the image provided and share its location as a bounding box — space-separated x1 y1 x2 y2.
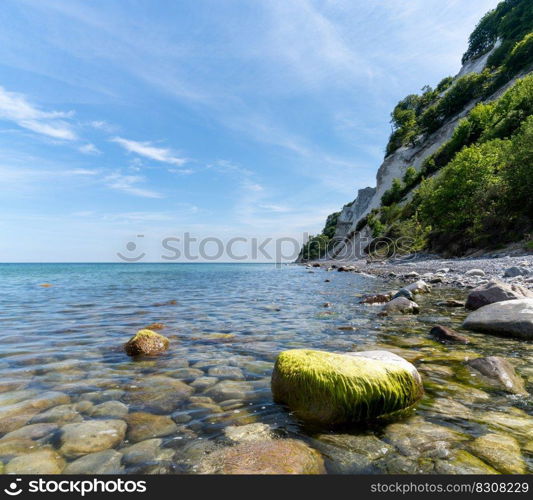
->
271 349 423 426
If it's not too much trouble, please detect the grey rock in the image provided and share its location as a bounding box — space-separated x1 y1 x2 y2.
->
466 280 533 310
380 297 419 315
466 356 527 395
504 266 529 278
404 280 431 294
463 298 533 340
465 269 485 277
392 288 414 300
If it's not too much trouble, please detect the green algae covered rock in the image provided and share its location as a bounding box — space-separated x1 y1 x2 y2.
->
124 329 169 356
271 349 423 426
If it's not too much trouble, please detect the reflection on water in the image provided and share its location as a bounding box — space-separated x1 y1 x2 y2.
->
0 263 531 474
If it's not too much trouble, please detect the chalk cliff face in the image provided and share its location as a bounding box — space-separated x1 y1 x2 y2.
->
326 41 512 260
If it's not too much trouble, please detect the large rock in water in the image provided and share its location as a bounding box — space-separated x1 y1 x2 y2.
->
124 329 169 356
463 299 533 340
465 280 533 310
271 350 423 426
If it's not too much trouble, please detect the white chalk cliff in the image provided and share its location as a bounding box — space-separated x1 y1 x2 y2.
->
327 40 520 260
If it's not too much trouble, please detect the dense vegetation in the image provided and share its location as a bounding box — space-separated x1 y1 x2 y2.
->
303 0 532 261
298 211 340 261
385 0 533 157
374 75 533 255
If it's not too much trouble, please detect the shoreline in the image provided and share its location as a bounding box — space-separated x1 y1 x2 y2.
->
301 254 533 292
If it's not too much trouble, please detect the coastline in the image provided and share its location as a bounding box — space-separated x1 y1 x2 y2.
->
302 253 533 292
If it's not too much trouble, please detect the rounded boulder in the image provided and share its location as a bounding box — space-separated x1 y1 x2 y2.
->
271 349 423 426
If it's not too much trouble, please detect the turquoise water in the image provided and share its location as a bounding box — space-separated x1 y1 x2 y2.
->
0 263 531 474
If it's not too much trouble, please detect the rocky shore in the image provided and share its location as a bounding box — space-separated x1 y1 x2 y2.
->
0 260 531 475
305 254 533 292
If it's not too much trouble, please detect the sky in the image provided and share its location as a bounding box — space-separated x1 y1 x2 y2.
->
0 0 501 262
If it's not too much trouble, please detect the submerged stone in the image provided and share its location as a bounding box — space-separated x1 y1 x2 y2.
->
197 439 325 474
384 417 466 458
224 423 273 443
126 412 178 442
467 434 526 474
91 401 129 418
121 438 174 465
429 325 469 344
477 410 533 440
64 450 124 474
0 423 58 442
203 380 254 402
271 349 423 426
124 329 169 356
0 391 70 434
434 450 498 474
60 420 127 458
466 356 527 395
312 433 394 473
6 449 65 474
124 376 194 413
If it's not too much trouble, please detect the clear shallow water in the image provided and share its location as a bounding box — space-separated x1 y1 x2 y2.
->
0 263 531 474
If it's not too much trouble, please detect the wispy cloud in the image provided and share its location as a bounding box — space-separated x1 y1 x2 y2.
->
104 172 163 198
78 143 101 155
0 86 77 140
65 168 99 176
89 120 115 132
111 137 187 166
258 203 290 213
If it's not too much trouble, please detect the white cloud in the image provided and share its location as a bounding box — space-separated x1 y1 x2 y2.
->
104 172 163 198
79 143 101 155
65 168 99 176
258 203 290 213
111 137 187 166
72 210 95 217
89 120 115 132
244 182 263 192
0 86 77 140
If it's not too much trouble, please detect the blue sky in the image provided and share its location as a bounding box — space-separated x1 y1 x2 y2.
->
0 0 500 262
